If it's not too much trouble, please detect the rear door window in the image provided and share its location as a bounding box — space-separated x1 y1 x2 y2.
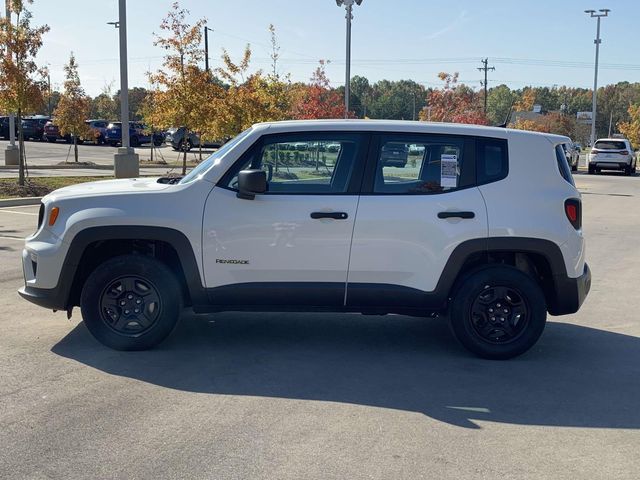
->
370 134 471 194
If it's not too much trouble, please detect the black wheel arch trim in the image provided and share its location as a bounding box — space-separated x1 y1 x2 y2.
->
19 226 207 311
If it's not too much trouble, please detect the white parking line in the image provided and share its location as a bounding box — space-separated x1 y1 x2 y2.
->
0 236 24 242
0 204 39 209
0 210 37 216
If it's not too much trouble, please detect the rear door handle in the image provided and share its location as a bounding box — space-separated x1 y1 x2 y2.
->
437 211 475 219
310 212 349 220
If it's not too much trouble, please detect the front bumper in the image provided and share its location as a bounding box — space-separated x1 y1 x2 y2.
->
548 263 591 316
18 284 68 310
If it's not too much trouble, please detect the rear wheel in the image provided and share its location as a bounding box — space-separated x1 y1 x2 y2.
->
80 254 182 351
449 266 547 360
180 139 193 151
624 164 632 176
130 136 140 148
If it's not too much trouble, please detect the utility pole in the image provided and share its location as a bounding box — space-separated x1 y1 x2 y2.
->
477 58 495 115
412 91 416 121
204 25 213 73
47 70 51 117
585 9 610 146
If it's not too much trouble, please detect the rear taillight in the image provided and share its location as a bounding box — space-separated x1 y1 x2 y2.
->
620 150 629 155
590 149 599 154
565 199 582 230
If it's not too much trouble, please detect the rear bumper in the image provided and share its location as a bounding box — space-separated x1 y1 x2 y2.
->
589 160 630 170
548 263 591 316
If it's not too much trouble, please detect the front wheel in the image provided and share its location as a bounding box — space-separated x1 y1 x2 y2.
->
449 266 547 360
80 255 182 350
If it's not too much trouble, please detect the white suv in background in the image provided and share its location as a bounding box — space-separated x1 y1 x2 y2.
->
19 120 590 360
588 138 637 175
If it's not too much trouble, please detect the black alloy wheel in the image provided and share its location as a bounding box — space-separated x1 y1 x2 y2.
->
469 286 529 344
99 275 162 335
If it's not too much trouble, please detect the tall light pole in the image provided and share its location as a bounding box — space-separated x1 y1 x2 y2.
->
585 8 610 146
110 0 139 178
204 25 213 73
335 0 362 119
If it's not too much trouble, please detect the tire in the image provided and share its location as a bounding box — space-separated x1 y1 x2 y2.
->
449 266 547 360
130 136 139 148
588 165 595 174
153 137 163 147
571 163 577 172
180 139 192 151
80 254 182 351
624 165 632 176
46 136 55 143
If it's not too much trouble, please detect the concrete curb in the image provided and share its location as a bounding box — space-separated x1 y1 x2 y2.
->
0 197 42 207
0 164 173 170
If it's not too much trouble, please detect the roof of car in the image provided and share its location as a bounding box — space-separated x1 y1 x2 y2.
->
252 119 568 144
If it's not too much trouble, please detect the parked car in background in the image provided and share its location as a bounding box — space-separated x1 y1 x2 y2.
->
21 119 39 140
22 116 50 141
0 116 16 140
588 138 637 175
44 120 71 143
105 122 164 147
562 142 579 172
166 126 221 151
380 141 409 167
85 119 109 144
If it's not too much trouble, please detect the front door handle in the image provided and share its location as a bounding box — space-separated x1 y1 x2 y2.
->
310 211 349 220
437 211 475 219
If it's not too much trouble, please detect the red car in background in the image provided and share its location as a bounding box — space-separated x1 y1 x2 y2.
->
44 120 71 143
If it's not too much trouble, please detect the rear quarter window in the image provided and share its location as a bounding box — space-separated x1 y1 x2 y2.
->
476 138 508 185
555 144 575 186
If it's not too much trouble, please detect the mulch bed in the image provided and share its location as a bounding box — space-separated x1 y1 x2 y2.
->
0 181 52 198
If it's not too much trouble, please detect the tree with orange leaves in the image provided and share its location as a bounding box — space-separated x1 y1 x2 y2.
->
289 60 348 120
419 72 488 126
146 2 221 173
0 0 49 185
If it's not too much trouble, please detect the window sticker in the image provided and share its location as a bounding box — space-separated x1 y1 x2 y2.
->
440 154 458 188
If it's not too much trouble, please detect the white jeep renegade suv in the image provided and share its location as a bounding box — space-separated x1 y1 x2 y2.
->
19 120 590 359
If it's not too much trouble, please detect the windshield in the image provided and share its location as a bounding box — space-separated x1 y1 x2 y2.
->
179 127 253 184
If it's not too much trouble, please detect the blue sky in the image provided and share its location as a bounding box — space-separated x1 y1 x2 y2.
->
30 0 640 96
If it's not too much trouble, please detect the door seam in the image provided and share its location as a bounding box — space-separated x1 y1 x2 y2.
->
343 194 361 306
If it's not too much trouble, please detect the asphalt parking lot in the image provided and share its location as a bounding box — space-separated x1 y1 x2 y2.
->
0 173 639 479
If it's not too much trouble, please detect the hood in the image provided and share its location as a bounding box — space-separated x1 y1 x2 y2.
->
43 177 171 201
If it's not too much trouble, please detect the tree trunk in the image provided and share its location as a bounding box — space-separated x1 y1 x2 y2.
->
17 109 25 186
182 147 187 176
199 139 202 163
74 136 79 163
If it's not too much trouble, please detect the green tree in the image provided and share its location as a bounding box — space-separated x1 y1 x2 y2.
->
367 79 426 120
486 84 515 125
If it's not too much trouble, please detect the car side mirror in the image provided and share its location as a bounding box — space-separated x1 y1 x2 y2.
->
237 169 267 200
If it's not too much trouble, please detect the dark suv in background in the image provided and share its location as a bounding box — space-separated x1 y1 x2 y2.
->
166 126 222 151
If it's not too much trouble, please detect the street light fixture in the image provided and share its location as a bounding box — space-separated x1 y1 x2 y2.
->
584 8 610 146
335 0 363 118
107 21 120 28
